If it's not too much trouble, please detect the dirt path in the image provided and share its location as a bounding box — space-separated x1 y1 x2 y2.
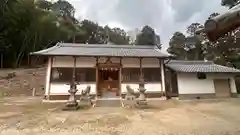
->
0 97 240 135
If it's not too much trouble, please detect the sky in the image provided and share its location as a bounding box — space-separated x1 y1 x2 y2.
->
65 0 227 50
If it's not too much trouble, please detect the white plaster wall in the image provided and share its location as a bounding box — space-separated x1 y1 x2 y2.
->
177 73 237 94
122 58 139 67
52 57 161 68
121 83 162 93
52 56 74 67
52 56 96 67
98 57 120 63
122 58 160 67
76 57 96 67
142 58 160 68
49 83 96 95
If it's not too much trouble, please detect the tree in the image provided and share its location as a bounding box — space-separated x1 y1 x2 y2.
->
35 0 52 10
221 0 240 8
136 25 161 48
168 22 211 61
167 32 188 60
52 0 75 17
0 0 131 68
186 23 205 60
108 27 130 44
197 12 240 65
0 0 78 67
197 3 240 41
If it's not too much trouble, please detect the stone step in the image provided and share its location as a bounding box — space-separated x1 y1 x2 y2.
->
94 98 123 107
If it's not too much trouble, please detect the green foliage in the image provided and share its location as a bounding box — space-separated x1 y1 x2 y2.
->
136 25 161 48
0 0 131 68
168 32 187 60
108 27 130 45
168 12 240 67
52 0 75 17
168 23 206 60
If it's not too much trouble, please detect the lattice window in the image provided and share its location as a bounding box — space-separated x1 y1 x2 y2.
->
50 68 96 83
122 68 161 83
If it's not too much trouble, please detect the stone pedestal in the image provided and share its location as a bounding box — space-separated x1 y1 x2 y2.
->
123 85 137 107
62 82 79 111
136 87 148 108
79 96 92 107
124 95 136 108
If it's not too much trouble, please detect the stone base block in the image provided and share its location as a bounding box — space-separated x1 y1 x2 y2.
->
62 105 80 111
136 100 148 108
79 99 93 107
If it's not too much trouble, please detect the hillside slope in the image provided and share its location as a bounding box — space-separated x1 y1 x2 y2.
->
0 68 46 97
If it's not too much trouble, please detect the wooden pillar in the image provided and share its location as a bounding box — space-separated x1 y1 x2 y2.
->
139 58 145 88
139 58 143 78
169 70 173 93
159 59 166 96
95 57 99 97
119 57 122 96
72 56 77 83
46 57 53 100
27 54 30 67
0 53 3 68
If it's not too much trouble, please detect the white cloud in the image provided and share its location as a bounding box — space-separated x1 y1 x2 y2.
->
66 0 227 51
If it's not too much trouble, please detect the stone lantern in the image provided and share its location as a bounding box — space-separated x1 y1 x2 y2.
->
136 76 147 107
63 81 79 110
63 56 79 110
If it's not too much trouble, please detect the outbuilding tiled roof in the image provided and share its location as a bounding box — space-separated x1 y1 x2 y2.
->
166 60 240 73
30 43 171 58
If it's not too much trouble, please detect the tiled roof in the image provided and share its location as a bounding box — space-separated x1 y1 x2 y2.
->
30 43 171 58
166 60 240 73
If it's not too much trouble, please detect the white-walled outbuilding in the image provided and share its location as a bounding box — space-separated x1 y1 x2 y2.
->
166 61 240 99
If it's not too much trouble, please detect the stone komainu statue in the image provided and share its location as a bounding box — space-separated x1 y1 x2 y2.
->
81 85 91 96
79 86 93 106
125 85 137 100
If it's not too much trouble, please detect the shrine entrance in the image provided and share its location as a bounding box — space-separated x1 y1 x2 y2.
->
96 63 121 98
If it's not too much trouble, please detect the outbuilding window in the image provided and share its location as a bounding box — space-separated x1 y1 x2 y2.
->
197 72 207 79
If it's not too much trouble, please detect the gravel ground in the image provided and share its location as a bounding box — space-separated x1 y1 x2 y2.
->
0 97 240 135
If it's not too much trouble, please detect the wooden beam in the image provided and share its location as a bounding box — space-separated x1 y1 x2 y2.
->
169 70 173 93
120 57 122 66
95 57 100 97
0 53 3 68
139 58 143 78
119 57 123 96
72 56 77 82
